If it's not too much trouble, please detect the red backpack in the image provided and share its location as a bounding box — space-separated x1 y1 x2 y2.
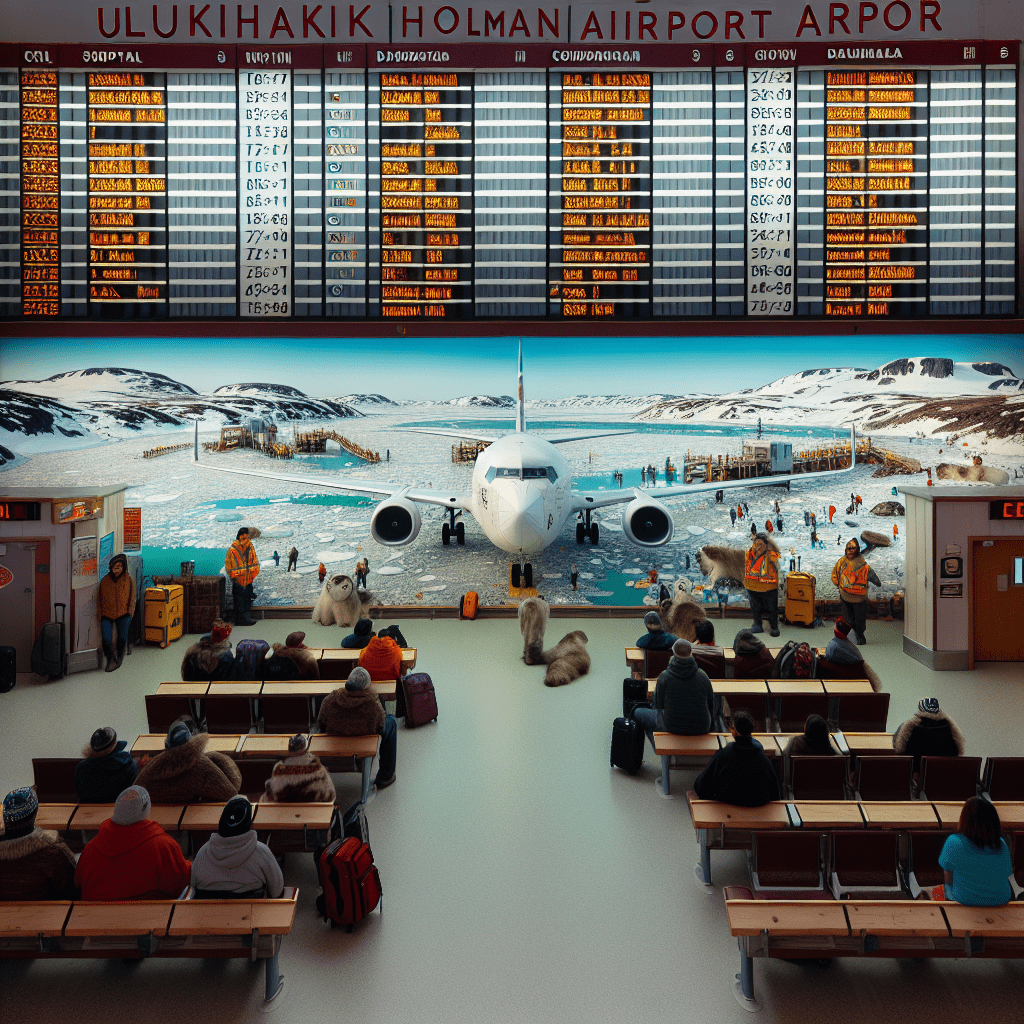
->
316 837 382 932
774 641 818 679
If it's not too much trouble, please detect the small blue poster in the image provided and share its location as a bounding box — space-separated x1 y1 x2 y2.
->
99 531 114 567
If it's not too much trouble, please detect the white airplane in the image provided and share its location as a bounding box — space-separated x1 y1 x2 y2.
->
197 344 856 588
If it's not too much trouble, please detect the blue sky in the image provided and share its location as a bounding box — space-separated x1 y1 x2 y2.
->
2 332 1021 399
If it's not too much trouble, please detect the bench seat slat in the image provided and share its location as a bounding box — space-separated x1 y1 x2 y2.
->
943 903 1024 938
64 902 174 938
725 899 850 937
0 902 71 938
252 802 335 830
845 901 950 938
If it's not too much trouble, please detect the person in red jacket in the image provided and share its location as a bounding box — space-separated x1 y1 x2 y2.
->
75 786 191 900
358 632 404 682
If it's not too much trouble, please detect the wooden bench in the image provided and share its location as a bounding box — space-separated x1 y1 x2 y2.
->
312 647 416 680
688 795 1024 885
0 888 300 1006
626 647 827 679
723 895 1024 1008
131 733 381 805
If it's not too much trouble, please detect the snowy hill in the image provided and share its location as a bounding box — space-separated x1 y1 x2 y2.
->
1 367 199 400
526 394 683 410
337 394 401 407
638 357 1024 448
212 382 310 399
407 395 516 408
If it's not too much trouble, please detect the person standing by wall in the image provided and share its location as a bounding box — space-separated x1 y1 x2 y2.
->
98 553 136 672
831 537 880 645
744 531 781 637
225 527 260 626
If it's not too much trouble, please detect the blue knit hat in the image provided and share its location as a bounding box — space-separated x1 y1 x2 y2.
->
3 788 38 829
918 697 940 714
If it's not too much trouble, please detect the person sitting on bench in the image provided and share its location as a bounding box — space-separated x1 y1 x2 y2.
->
938 797 1014 906
824 617 864 666
358 631 404 683
0 788 76 901
892 697 966 770
319 667 397 793
135 719 242 804
693 711 781 807
732 628 775 679
377 623 408 647
75 726 138 803
341 618 375 650
782 714 838 775
635 610 678 651
75 786 191 900
262 733 336 804
180 619 235 682
191 796 284 899
633 639 715 760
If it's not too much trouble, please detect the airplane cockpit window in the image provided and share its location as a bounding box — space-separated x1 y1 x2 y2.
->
522 468 546 479
546 467 558 482
495 468 521 479
485 467 497 483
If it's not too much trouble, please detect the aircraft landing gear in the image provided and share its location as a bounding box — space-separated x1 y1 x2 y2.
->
576 510 599 545
510 560 533 589
442 508 465 546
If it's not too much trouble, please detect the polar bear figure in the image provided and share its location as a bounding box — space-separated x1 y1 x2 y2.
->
312 573 373 627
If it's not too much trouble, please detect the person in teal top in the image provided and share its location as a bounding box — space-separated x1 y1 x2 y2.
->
938 797 1014 906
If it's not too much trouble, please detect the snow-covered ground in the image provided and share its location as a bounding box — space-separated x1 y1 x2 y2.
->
2 402 1021 610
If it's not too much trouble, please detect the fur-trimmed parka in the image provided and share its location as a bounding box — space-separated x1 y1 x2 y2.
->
267 643 320 680
893 709 966 765
261 752 336 803
318 687 385 736
181 637 235 682
135 732 242 803
0 828 77 900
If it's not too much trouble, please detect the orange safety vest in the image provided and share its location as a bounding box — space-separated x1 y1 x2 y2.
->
839 559 870 596
744 548 778 589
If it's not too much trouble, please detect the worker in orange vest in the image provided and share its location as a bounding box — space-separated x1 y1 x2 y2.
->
831 538 880 645
744 532 781 637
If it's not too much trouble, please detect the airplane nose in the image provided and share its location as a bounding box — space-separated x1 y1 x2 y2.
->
496 485 547 550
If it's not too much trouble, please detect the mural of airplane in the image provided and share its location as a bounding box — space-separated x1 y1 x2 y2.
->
198 343 856 588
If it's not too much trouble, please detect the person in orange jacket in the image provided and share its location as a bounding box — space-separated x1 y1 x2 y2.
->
318 562 327 584
831 537 881 645
225 527 260 626
744 532 781 637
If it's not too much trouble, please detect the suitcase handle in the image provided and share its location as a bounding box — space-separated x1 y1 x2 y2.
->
54 603 66 623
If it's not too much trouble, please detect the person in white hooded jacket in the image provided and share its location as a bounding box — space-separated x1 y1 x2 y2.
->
190 796 284 898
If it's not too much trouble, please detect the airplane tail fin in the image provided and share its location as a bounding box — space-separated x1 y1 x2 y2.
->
516 339 525 433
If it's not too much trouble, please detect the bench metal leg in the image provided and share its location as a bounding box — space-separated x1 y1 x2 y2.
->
732 940 760 1012
260 952 285 1011
659 755 672 796
359 756 372 805
697 828 712 885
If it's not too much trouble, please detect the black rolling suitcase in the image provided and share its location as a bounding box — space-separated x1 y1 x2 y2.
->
610 716 644 775
0 645 15 693
31 603 66 679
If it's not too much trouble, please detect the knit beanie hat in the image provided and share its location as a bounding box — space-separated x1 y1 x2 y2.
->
90 726 118 755
166 721 193 748
918 697 940 715
643 611 662 630
211 620 232 643
354 618 373 638
112 786 151 825
288 733 310 755
834 618 853 640
2 787 38 830
734 628 765 655
672 638 692 658
218 796 253 837
285 630 306 648
346 666 372 691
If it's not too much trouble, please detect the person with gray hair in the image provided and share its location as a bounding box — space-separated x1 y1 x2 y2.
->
635 610 679 651
317 667 398 792
633 638 716 791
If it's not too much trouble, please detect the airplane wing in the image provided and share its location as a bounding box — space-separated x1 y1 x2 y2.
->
403 427 500 443
197 463 473 510
546 430 634 445
572 427 857 511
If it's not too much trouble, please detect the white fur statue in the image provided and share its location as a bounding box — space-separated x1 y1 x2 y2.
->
312 573 374 627
518 596 591 686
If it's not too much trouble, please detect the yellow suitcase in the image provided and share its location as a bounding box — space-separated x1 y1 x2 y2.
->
784 571 816 626
145 584 184 647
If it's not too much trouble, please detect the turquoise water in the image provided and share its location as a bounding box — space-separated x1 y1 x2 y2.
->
141 546 228 579
193 493 374 511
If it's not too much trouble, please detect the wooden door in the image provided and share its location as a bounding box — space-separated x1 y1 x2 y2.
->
972 539 1024 661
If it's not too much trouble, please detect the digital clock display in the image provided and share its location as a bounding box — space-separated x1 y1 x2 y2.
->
990 500 1024 521
0 501 42 521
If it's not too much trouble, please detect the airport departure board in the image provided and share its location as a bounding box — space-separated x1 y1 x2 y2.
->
0 40 1018 321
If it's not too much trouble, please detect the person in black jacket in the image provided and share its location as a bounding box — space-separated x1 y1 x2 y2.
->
633 639 715 766
74 727 138 803
635 610 678 650
893 697 966 771
693 711 780 807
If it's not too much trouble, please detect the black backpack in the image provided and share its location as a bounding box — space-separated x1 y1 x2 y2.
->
773 640 818 679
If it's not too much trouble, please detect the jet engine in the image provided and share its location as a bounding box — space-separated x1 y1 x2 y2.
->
621 496 674 547
370 498 422 545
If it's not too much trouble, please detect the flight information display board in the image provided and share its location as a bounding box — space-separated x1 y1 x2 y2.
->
0 40 1017 322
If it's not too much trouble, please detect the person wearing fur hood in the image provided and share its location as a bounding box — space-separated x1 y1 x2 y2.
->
181 620 235 682
98 552 136 672
318 667 397 791
732 628 776 679
893 698 966 770
266 630 320 680
358 632 404 682
0 788 77 901
191 796 283 898
75 726 138 803
262 733 336 803
135 721 242 804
